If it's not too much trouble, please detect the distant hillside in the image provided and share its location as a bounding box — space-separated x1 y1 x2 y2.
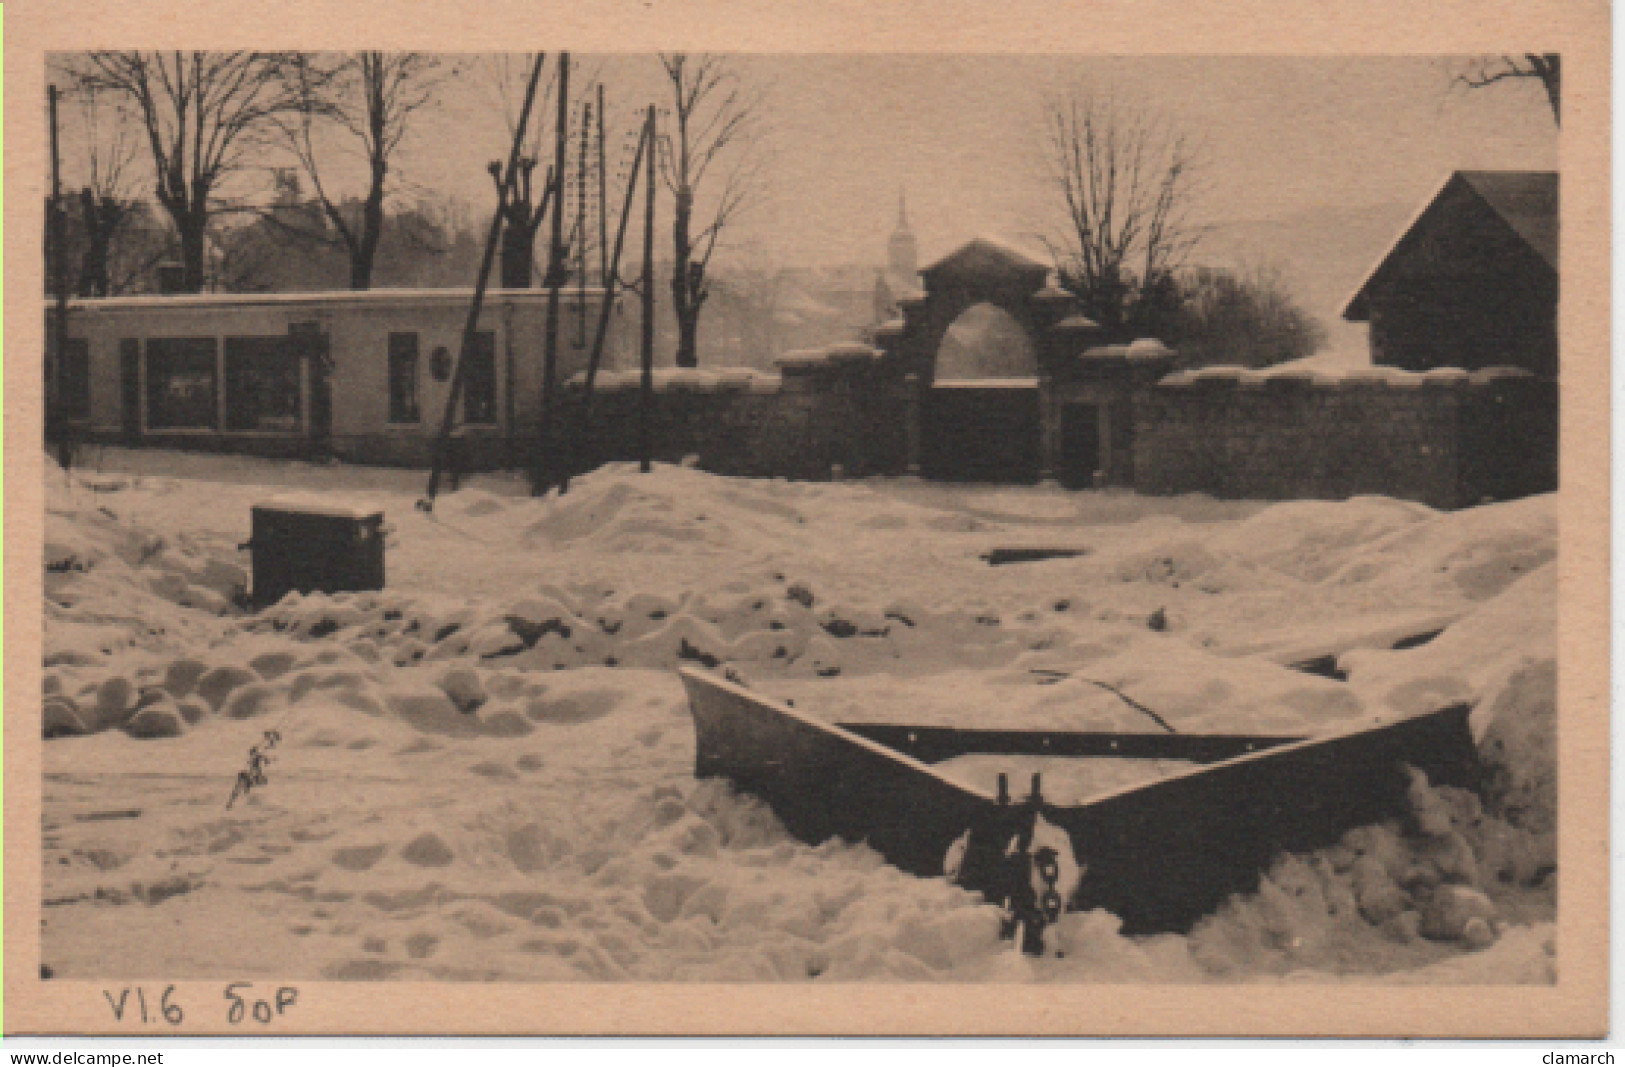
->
1196 201 1416 356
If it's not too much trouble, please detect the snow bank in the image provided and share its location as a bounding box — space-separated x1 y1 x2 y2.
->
1344 564 1557 835
38 452 1560 983
1188 769 1552 978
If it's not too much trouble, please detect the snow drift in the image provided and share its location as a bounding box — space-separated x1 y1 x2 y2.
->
39 451 1556 982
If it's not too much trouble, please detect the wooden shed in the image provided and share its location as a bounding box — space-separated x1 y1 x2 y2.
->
1342 170 1557 378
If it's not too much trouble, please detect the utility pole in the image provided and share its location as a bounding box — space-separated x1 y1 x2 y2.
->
533 52 570 494
562 111 651 494
48 83 71 469
639 105 656 474
422 53 546 508
597 83 608 288
576 97 590 346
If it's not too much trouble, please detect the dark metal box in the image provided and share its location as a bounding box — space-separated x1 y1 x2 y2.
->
248 498 385 607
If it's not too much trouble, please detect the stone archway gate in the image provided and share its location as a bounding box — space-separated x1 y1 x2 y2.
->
870 237 1174 486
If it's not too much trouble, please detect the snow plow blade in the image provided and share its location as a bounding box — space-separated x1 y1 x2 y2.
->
677 665 1480 934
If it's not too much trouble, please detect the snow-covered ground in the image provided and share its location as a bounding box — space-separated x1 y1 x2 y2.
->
39 447 1557 982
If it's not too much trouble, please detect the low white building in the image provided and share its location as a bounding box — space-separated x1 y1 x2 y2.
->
50 287 627 467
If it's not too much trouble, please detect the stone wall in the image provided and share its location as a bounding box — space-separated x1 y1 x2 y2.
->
564 344 906 481
1132 366 1556 509
1456 371 1560 504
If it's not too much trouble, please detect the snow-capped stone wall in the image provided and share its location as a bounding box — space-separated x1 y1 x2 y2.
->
564 344 904 480
1132 367 1557 508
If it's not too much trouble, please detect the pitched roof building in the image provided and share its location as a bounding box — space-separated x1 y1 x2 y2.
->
1342 170 1558 377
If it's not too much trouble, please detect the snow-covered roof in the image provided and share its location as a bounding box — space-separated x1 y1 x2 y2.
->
254 494 384 520
1459 170 1559 268
931 376 1041 389
919 236 1052 279
565 367 782 394
1079 338 1176 362
1051 313 1102 334
66 287 608 314
1157 363 1536 389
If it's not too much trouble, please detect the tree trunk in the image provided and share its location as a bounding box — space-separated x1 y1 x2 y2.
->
500 222 535 288
177 213 208 292
78 198 111 298
672 187 699 368
350 184 386 290
78 236 110 297
675 301 700 369
349 248 375 290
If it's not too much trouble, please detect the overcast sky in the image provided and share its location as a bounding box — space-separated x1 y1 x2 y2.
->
55 54 1559 270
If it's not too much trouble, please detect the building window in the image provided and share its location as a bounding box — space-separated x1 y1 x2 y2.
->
145 337 218 430
53 336 91 421
463 330 497 425
224 336 303 432
388 332 421 423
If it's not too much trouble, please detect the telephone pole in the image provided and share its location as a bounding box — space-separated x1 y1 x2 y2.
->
48 83 72 468
639 105 656 474
533 53 571 493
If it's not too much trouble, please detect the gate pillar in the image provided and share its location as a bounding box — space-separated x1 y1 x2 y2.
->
903 373 923 475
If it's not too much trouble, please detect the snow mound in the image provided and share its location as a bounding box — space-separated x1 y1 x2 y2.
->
39 452 1561 984
1343 564 1556 834
1189 770 1553 978
248 579 1066 683
44 497 249 689
1207 497 1437 583
1325 495 1555 602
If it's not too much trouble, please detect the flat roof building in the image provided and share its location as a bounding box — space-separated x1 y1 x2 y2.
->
50 287 626 469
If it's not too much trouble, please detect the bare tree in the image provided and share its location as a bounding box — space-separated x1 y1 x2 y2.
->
475 55 565 288
489 156 557 288
656 53 765 368
1041 88 1203 335
278 52 452 289
1454 54 1561 125
72 52 309 292
63 82 142 296
473 57 629 290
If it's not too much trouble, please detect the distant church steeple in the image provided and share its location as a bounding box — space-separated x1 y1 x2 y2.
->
887 188 918 283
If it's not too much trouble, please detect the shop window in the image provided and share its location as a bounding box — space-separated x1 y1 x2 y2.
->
145 337 218 430
388 332 421 423
463 331 497 425
224 336 303 432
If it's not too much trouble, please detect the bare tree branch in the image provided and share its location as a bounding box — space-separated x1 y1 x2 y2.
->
1453 53 1561 125
655 52 768 367
1042 86 1204 335
69 50 309 291
274 52 452 288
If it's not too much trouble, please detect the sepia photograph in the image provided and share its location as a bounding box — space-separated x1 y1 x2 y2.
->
3 0 1610 1039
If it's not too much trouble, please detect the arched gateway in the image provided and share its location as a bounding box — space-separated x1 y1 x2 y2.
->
872 237 1175 486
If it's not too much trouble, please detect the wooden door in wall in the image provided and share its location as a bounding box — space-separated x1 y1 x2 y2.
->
920 382 1040 482
1057 402 1102 488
